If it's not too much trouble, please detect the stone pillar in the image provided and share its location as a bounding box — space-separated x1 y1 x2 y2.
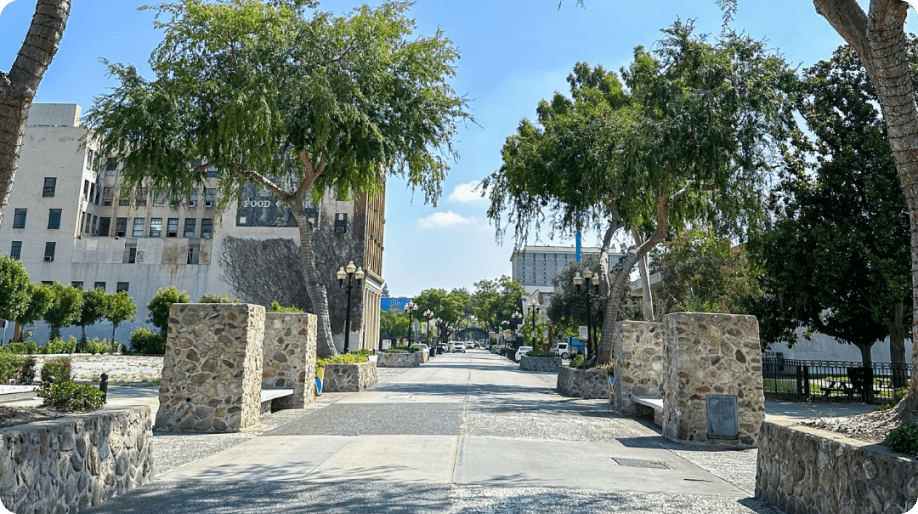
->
613 321 663 415
156 303 266 432
661 312 764 447
263 312 317 410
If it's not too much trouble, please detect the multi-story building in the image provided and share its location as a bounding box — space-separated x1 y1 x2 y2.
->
510 245 624 295
0 104 384 351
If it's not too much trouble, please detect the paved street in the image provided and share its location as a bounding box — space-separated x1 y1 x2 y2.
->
85 349 786 513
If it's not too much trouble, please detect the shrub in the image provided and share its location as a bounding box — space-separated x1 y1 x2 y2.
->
0 354 26 383
39 381 104 412
41 336 77 354
79 337 110 355
41 357 72 385
197 293 239 303
130 327 167 354
316 353 369 377
887 421 918 456
147 286 191 334
353 349 372 356
16 357 36 384
569 354 585 369
0 341 37 354
875 388 909 411
269 301 304 313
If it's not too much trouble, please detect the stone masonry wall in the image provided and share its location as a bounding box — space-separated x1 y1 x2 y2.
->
756 421 918 514
263 312 317 410
557 366 610 399
520 355 561 372
377 352 421 368
323 361 378 392
661 312 764 447
613 321 664 415
156 303 266 432
0 406 153 514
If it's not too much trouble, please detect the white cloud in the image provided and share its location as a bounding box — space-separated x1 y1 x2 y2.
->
416 211 476 230
448 181 489 203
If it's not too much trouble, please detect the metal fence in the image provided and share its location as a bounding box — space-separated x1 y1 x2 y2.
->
761 356 910 404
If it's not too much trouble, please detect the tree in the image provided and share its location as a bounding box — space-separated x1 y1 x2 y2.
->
85 1 470 357
0 254 31 324
77 287 107 343
746 43 912 372
659 230 761 316
104 291 137 351
486 24 796 364
0 0 71 225
43 282 82 340
469 276 526 333
147 286 190 335
12 283 53 342
546 255 605 353
379 309 408 340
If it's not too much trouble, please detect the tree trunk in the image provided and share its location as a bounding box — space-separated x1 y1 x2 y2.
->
813 0 918 420
889 302 909 388
632 228 655 321
857 342 873 366
291 208 338 357
0 0 71 224
12 322 23 342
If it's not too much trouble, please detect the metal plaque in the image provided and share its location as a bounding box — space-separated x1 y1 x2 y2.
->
706 395 739 439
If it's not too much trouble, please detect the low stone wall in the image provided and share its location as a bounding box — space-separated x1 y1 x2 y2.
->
756 421 918 514
419 350 429 364
156 303 266 432
613 321 663 415
377 352 421 368
0 406 153 514
520 355 561 372
661 312 764 447
323 361 378 392
557 366 610 399
263 312 317 410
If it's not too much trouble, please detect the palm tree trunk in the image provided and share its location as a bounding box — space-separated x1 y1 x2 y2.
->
813 0 918 418
0 0 71 223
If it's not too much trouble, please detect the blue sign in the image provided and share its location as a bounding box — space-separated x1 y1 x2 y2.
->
381 298 412 313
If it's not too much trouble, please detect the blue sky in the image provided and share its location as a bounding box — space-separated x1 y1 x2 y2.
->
0 0 879 297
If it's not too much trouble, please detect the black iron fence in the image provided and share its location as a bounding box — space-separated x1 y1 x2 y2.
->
761 356 910 404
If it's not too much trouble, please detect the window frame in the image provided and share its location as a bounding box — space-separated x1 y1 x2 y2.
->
42 177 57 197
48 209 62 230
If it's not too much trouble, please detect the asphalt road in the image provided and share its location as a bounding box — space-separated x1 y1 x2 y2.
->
84 349 786 514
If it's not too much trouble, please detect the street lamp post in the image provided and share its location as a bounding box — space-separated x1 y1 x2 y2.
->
336 260 365 354
424 309 434 346
527 299 540 349
405 301 418 347
573 268 600 367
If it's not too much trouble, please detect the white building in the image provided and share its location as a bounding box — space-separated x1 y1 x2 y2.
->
0 104 384 351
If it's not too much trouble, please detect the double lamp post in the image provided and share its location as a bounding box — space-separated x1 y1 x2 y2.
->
573 267 600 366
336 260 365 354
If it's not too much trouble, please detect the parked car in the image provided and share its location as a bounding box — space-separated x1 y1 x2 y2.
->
514 346 533 362
550 342 571 359
438 343 448 354
453 342 466 353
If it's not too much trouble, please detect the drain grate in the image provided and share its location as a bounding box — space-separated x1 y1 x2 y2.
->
611 458 671 469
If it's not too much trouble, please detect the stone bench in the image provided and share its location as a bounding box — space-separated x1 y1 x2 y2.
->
634 396 663 427
259 388 294 416
0 385 39 404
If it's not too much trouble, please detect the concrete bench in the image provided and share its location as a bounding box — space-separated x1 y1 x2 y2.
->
0 385 40 404
260 388 294 415
634 396 664 427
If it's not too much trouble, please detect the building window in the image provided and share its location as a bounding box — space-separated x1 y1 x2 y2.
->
115 217 128 237
105 158 117 175
189 188 199 207
83 180 90 200
116 282 129 293
98 217 111 237
48 209 62 230
90 183 97 204
183 218 196 238
187 243 200 264
149 218 162 237
72 281 83 289
153 192 166 206
86 149 95 170
207 167 218 178
119 185 131 206
124 243 137 264
201 218 213 239
335 213 347 233
204 188 216 208
91 215 98 235
84 212 92 234
94 282 106 291
44 242 56 262
42 177 56 197
167 218 179 237
135 187 148 207
12 208 26 229
10 241 21 260
41 281 53 286
132 218 145 237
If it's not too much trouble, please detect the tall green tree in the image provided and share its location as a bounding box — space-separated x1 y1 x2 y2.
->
43 283 82 340
85 0 470 357
0 254 31 325
12 283 53 343
546 255 605 352
0 0 70 226
104 291 137 351
147 286 190 335
486 24 796 364
469 276 526 333
77 287 108 343
748 43 912 372
379 309 408 341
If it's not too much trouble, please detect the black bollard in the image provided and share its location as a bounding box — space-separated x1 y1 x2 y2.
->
99 373 109 403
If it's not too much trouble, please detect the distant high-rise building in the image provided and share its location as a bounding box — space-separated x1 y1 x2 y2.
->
510 245 624 295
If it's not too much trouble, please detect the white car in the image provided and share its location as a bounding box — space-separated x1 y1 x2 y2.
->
515 346 533 362
453 342 466 353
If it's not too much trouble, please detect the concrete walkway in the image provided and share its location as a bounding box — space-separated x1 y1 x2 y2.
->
78 350 792 513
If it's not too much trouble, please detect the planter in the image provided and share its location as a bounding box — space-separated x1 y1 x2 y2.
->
557 365 610 399
520 355 561 372
756 421 918 514
0 406 153 514
323 361 378 392
377 352 421 368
